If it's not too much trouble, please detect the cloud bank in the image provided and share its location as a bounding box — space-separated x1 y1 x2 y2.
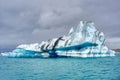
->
0 0 120 52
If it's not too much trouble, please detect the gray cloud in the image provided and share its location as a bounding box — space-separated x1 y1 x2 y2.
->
0 0 120 52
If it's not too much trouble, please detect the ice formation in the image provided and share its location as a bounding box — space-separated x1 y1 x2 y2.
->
1 21 115 58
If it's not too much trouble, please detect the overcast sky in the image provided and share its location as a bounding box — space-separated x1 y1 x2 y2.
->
0 0 120 52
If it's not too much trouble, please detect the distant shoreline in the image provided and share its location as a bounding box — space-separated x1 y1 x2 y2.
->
113 49 120 52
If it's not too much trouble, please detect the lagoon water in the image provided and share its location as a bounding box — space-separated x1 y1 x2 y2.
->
0 54 120 80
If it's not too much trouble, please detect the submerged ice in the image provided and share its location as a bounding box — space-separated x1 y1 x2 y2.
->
1 21 115 58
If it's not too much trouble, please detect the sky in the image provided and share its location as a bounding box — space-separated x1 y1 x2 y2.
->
0 0 120 52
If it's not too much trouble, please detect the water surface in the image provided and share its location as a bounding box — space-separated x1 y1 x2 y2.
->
0 54 120 80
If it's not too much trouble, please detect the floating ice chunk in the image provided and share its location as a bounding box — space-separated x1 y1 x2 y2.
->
1 21 115 58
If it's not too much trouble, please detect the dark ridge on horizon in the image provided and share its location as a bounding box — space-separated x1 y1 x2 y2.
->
113 49 120 52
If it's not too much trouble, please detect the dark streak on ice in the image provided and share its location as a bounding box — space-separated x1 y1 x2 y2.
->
25 42 98 54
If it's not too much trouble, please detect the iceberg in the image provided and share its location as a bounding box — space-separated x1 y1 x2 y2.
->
1 21 115 58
